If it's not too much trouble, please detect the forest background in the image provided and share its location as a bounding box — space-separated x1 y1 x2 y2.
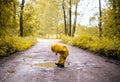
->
0 0 120 60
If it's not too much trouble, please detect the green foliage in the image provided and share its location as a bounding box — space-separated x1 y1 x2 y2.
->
101 0 120 38
23 2 39 36
0 36 36 57
0 0 19 36
75 25 99 37
61 35 73 45
0 0 37 57
102 9 120 38
35 0 62 36
72 34 93 49
61 35 120 60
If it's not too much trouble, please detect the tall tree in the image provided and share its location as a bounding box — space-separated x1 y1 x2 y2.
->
62 0 67 35
68 0 72 36
61 0 80 36
98 0 102 37
72 0 78 37
20 0 25 37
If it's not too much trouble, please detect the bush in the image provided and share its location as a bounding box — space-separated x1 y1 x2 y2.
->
0 36 36 57
72 34 93 48
61 35 73 45
61 35 120 60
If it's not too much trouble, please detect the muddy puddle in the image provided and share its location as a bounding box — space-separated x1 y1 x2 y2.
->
7 69 16 74
34 61 69 68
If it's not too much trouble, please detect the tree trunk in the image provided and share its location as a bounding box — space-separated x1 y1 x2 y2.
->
68 0 72 36
20 0 25 37
72 1 78 37
62 0 67 35
98 0 102 37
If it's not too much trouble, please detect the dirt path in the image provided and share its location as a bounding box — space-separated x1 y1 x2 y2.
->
0 39 120 82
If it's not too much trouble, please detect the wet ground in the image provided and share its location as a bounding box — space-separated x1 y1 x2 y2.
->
0 39 120 82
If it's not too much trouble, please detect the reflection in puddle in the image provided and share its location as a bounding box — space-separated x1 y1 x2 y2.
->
34 62 69 68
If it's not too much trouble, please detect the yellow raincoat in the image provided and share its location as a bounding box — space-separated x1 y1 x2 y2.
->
51 44 69 65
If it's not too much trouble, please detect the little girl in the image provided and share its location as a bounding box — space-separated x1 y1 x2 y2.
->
51 44 69 68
